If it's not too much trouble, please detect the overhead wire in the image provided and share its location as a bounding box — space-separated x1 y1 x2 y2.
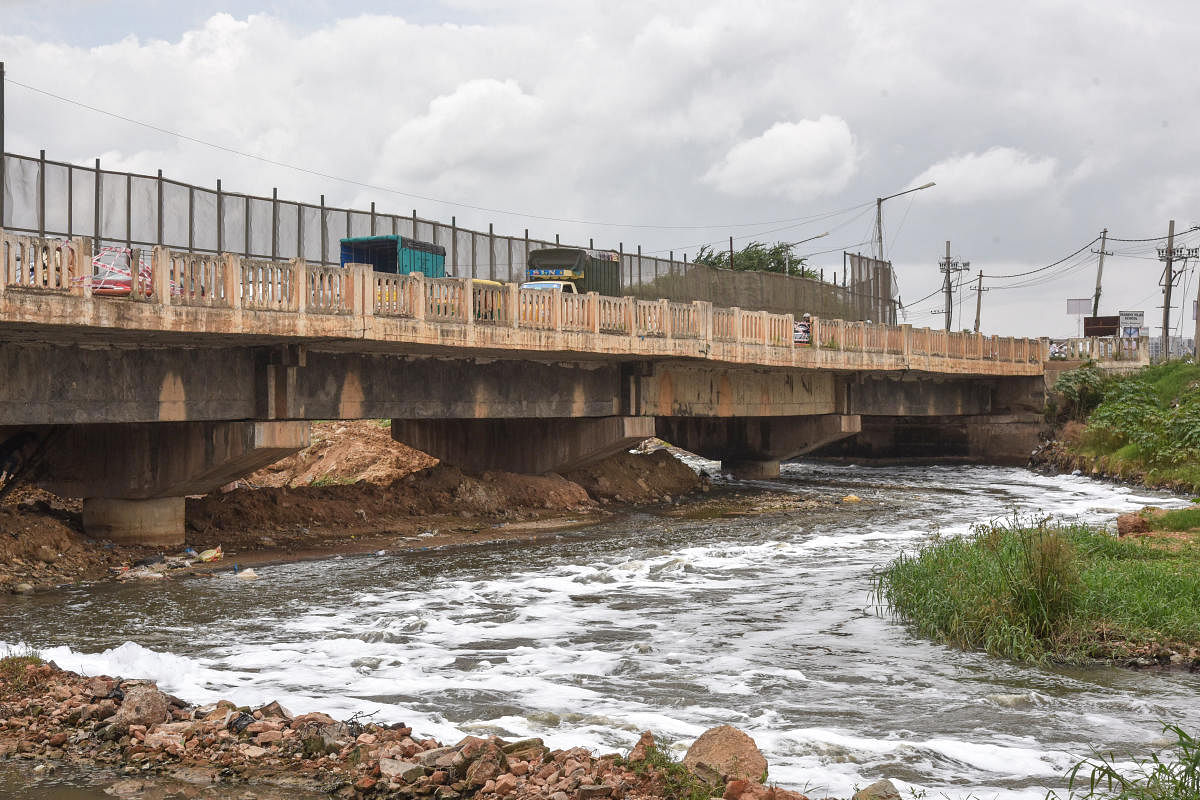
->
8 75 876 233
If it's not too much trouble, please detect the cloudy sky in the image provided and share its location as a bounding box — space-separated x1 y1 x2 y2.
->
2 0 1199 336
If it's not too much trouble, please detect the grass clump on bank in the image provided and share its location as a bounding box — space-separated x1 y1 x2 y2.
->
1052 360 1200 492
615 745 722 800
873 518 1200 663
1055 724 1200 800
0 645 45 698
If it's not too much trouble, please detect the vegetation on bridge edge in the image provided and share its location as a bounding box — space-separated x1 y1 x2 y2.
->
872 516 1200 665
1047 360 1200 493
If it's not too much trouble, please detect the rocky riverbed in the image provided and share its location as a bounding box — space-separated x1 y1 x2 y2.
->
0 659 845 800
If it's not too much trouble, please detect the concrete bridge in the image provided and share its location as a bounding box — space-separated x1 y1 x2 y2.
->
0 232 1047 544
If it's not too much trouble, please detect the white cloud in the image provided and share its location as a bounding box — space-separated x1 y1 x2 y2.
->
701 117 860 201
911 147 1057 203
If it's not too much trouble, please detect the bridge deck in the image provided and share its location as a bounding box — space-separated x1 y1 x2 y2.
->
0 233 1044 377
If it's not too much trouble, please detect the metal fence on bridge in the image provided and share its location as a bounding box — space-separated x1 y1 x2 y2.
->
0 150 896 323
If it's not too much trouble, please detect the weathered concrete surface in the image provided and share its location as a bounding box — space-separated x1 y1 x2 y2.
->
391 417 656 474
811 415 1042 466
656 414 861 478
845 374 993 416
629 363 839 417
81 497 186 547
35 421 309 499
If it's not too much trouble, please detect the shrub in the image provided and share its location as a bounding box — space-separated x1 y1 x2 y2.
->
1054 365 1109 421
1057 723 1200 800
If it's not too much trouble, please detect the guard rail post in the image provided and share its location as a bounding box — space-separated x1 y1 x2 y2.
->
223 253 240 310
410 272 425 322
902 324 912 359
588 291 600 335
694 300 711 345
293 259 308 314
759 310 769 348
460 277 473 326
551 288 562 332
347 263 372 317
811 317 821 350
660 298 671 339
67 237 90 298
508 282 520 328
151 246 171 307
624 296 635 343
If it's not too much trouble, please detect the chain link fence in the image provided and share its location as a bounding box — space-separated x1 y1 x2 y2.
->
1 150 895 322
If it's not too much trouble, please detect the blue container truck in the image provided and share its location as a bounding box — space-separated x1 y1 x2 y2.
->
339 235 446 278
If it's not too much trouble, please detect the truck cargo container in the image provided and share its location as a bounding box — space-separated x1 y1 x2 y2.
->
340 235 446 278
526 247 621 296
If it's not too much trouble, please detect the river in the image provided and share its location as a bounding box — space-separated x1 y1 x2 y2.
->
1 463 1196 799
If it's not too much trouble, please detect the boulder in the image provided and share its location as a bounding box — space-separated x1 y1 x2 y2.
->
380 759 427 783
109 686 171 731
1117 513 1150 536
853 779 901 800
682 725 768 784
464 742 508 787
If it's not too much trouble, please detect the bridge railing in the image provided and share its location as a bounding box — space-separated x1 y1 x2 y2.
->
1 230 1046 367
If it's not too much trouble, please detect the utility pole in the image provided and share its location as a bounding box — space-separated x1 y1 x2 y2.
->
973 271 987 333
938 240 970 332
1091 228 1110 317
1160 220 1176 360
729 236 735 270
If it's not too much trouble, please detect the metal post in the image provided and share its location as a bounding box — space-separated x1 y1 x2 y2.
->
555 233 560 245
412 208 418 240
319 195 326 264
67 165 73 237
974 271 983 333
244 195 250 257
619 242 624 292
589 237 594 249
451 216 458 276
0 61 6 230
637 244 643 288
38 149 45 238
271 188 278 260
125 172 132 250
216 179 224 253
729 236 734 269
942 241 952 332
156 169 164 246
188 185 195 252
93 159 101 252
489 222 495 280
370 201 376 235
296 203 302 261
523 228 529 276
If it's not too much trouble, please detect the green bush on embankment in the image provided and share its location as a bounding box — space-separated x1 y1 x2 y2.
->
873 518 1200 663
1051 361 1200 492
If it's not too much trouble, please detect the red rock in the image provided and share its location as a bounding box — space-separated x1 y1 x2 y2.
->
47 732 69 747
355 777 377 790
627 731 655 763
430 770 448 785
510 760 530 776
494 773 519 796
256 730 284 745
682 726 767 784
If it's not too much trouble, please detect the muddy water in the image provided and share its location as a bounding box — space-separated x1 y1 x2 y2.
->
2 463 1197 799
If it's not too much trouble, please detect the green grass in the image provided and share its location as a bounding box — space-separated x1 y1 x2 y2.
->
616 744 724 800
1054 724 1200 800
873 518 1200 663
0 645 45 697
1157 507 1200 531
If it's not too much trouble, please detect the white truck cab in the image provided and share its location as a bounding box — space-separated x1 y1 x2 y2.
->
520 280 579 293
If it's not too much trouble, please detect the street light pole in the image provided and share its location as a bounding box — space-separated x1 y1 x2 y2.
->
875 181 936 261
784 231 829 275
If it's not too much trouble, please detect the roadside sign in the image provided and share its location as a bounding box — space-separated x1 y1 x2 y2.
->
1067 298 1091 315
1119 310 1145 338
1083 315 1119 337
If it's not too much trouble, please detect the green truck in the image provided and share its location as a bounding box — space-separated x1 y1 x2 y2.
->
525 247 621 295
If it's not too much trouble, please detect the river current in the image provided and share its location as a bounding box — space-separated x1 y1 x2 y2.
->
1 463 1196 799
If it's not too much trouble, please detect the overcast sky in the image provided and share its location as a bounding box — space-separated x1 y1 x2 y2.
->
2 0 1199 336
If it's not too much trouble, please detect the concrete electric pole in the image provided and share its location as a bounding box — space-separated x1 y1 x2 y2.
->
1160 220 1175 361
973 271 988 333
874 182 936 261
938 240 970 332
1091 228 1110 317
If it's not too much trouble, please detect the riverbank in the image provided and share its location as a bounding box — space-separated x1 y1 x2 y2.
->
0 657 815 800
1035 361 1200 495
874 513 1200 668
0 423 849 593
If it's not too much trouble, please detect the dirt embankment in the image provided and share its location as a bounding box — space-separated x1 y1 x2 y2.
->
0 422 706 592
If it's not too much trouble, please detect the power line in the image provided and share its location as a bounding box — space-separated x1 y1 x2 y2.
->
7 75 874 233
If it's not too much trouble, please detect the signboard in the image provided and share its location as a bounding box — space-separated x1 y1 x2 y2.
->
528 268 584 280
793 319 812 346
1067 298 1092 315
1083 315 1119 337
1119 310 1144 338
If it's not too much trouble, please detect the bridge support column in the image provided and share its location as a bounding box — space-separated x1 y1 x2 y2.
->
34 421 308 545
656 414 861 479
391 416 656 474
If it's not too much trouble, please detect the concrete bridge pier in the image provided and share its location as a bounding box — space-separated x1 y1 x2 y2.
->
391 416 657 475
655 414 862 478
34 421 309 546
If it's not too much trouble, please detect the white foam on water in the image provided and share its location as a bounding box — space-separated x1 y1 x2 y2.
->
5 465 1194 799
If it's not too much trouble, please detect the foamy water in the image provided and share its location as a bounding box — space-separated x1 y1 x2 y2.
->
2 464 1195 799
